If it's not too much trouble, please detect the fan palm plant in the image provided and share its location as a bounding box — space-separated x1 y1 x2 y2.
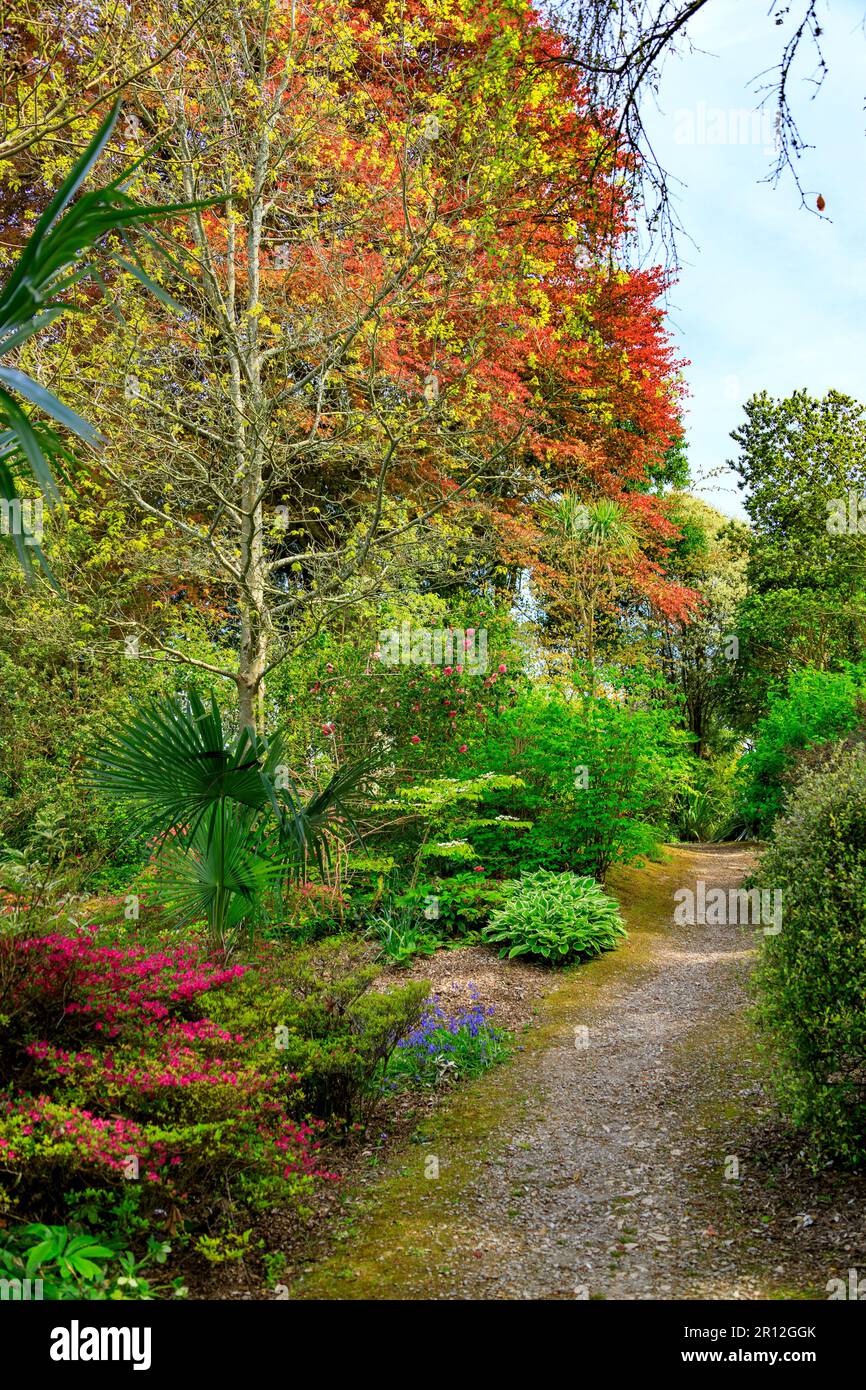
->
90 693 369 947
0 99 212 575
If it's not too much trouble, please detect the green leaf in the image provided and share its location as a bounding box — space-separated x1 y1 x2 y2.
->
91 693 371 944
0 367 101 444
25 1240 57 1279
0 389 63 502
0 99 223 577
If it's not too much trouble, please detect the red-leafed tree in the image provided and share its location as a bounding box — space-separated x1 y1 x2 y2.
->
20 0 695 725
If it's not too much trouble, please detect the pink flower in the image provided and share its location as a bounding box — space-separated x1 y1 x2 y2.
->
473 865 484 874
458 744 468 753
498 663 507 674
410 734 421 744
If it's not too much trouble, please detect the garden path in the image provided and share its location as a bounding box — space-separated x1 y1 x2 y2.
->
293 845 858 1300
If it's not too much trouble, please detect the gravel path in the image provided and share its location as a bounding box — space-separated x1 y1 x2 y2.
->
294 844 865 1300
455 843 760 1299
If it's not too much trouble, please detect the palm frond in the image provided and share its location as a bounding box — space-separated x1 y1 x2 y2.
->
0 99 220 577
91 695 375 944
151 805 283 941
275 755 372 872
89 692 275 842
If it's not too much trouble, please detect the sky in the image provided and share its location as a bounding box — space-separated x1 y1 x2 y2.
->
640 0 866 519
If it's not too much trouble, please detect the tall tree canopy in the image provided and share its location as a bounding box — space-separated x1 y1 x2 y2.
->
727 388 866 724
8 0 695 728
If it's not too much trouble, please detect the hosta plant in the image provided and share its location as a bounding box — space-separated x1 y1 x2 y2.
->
482 869 626 964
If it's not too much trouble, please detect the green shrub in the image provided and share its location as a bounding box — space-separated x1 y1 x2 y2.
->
373 771 526 891
473 683 686 878
739 664 866 835
398 873 513 937
675 752 746 843
263 881 348 942
482 869 626 964
0 1220 183 1300
210 938 428 1121
753 743 866 1164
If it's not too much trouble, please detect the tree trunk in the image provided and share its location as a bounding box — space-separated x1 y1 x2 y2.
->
237 492 267 736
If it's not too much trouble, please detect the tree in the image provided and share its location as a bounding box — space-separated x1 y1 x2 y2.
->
0 3 209 166
39 0 509 730
728 389 866 724
539 495 639 687
657 495 747 756
25 0 692 732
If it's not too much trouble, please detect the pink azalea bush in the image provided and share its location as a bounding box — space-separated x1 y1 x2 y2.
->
0 927 329 1221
